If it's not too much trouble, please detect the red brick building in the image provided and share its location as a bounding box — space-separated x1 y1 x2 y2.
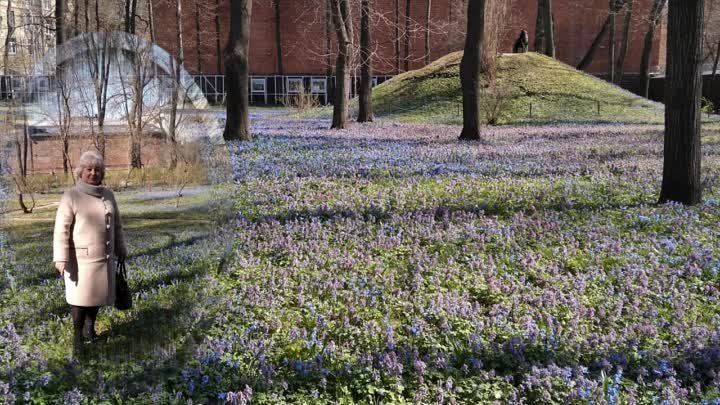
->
154 0 666 78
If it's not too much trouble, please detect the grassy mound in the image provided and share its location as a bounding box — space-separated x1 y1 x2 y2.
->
365 51 664 125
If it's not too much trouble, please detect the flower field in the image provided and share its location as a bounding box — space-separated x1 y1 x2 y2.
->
2 117 720 404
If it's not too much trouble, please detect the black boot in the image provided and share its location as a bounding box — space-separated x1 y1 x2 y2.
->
72 329 85 359
82 307 101 343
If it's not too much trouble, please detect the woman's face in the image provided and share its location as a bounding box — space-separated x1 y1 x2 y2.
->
81 165 103 186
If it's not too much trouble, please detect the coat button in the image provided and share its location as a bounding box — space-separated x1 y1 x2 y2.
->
106 255 110 260
106 241 110 246
106 224 111 229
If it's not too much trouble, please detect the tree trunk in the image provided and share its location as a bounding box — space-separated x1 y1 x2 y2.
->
404 0 411 72
84 0 89 32
534 0 544 52
577 14 612 70
223 0 252 141
326 0 332 76
608 0 616 83
73 0 79 36
331 0 353 129
195 0 203 73
659 0 705 205
425 0 431 65
274 0 283 74
168 0 184 169
358 0 373 122
148 0 156 43
125 0 137 34
543 0 555 57
712 39 719 78
458 0 486 141
615 0 634 84
56 0 66 46
395 0 400 74
639 0 666 98
215 0 222 73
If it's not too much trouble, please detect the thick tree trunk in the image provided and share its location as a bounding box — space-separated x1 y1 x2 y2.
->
615 0 634 84
543 0 555 57
659 0 705 205
358 0 373 122
425 0 431 65
534 0 544 52
639 0 666 98
458 0 486 141
577 14 612 70
608 0 616 83
274 0 283 74
331 0 353 129
404 0 411 72
56 0 65 46
223 0 252 141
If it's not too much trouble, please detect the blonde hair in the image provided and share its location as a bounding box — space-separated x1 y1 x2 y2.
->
74 150 106 181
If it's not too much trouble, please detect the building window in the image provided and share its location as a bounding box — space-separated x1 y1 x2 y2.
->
287 77 304 94
8 10 15 27
8 38 17 55
250 77 266 93
310 78 326 94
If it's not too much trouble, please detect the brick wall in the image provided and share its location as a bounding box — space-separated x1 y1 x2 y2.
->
21 133 167 174
154 0 666 77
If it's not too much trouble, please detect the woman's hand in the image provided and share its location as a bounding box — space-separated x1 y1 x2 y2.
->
54 261 67 275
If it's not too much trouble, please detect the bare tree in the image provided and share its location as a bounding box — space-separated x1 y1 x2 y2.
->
425 0 431 64
577 1 626 71
194 0 203 72
223 0 252 141
214 0 222 73
274 0 284 74
660 0 705 205
395 0 400 73
167 0 184 168
330 0 352 129
608 0 616 82
404 0 411 71
543 0 555 57
614 0 634 84
534 0 545 51
125 0 138 34
358 0 373 123
458 0 488 141
639 0 667 98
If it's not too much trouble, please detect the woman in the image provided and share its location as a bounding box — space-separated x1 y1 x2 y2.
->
53 151 127 354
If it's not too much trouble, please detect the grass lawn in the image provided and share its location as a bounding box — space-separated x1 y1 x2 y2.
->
2 117 720 404
306 52 706 126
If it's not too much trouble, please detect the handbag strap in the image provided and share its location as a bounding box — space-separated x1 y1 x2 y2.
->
116 258 127 278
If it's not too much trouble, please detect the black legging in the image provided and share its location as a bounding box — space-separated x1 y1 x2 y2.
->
70 305 99 334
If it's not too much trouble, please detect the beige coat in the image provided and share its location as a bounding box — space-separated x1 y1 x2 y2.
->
53 187 127 307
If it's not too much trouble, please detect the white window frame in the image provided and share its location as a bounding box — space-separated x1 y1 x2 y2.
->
310 77 326 94
250 77 266 93
286 77 304 94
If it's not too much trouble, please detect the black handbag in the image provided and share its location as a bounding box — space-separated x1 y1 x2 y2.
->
115 259 132 310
